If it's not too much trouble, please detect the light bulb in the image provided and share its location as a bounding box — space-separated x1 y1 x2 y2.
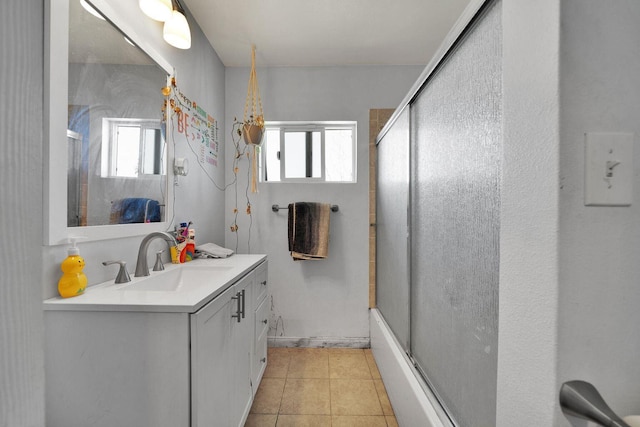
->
139 0 172 22
163 10 191 49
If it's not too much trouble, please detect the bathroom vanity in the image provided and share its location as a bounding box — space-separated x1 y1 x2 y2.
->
44 255 268 427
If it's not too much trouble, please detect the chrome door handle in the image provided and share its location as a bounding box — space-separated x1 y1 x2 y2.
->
560 380 630 427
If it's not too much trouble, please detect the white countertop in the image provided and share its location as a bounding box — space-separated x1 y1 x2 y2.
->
43 254 267 313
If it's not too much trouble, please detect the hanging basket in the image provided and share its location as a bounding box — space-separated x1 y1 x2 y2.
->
243 44 264 192
243 45 264 146
242 122 264 146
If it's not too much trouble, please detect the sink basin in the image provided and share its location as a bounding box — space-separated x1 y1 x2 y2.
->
116 265 234 292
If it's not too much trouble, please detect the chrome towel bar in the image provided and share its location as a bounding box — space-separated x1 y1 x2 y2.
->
272 204 339 213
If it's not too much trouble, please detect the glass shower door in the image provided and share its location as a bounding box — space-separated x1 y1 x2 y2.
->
410 1 502 426
376 107 410 349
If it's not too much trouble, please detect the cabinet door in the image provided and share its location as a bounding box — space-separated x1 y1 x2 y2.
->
191 285 235 427
232 273 255 427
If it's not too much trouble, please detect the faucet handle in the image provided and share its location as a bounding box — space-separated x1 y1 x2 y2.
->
102 260 131 284
153 250 165 272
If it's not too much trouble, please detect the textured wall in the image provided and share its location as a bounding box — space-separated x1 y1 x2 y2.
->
1 2 46 426
558 0 640 420
0 1 226 424
499 2 640 425
498 1 561 425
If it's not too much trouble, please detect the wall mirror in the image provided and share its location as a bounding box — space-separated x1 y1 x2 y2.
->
46 0 175 245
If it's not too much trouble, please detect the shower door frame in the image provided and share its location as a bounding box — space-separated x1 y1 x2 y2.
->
375 0 500 425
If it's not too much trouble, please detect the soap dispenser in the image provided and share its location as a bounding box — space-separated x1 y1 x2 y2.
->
58 238 88 298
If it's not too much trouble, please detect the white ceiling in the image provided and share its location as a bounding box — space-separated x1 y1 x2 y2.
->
182 0 473 67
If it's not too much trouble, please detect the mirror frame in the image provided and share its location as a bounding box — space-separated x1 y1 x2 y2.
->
45 0 175 245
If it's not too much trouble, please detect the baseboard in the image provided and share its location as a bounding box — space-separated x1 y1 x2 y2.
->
267 336 370 349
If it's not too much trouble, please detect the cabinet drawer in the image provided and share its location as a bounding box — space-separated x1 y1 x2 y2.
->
254 261 268 304
255 328 267 373
254 297 269 340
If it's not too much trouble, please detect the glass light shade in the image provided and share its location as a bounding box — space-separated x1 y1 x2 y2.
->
139 0 172 22
80 0 105 20
163 10 191 49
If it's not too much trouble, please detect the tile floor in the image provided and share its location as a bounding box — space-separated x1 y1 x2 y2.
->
245 347 398 427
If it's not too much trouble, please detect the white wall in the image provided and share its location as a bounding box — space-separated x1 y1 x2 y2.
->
1 1 223 424
1 2 46 425
497 1 561 425
41 1 227 299
557 0 640 420
498 1 640 425
225 66 422 344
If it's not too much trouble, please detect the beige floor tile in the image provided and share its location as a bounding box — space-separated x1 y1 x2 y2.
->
288 347 329 355
244 413 278 427
327 347 364 355
275 415 332 426
331 415 388 426
386 415 399 426
365 351 382 379
250 378 285 414
287 350 329 379
329 351 372 379
253 348 393 424
268 347 294 356
264 350 290 379
374 379 395 416
280 378 331 415
330 379 383 416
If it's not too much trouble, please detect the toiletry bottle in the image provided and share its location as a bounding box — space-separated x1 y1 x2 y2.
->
58 238 88 298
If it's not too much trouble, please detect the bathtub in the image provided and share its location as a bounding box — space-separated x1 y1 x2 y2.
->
370 309 453 427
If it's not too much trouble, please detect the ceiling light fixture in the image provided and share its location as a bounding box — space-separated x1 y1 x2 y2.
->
80 0 105 20
139 0 172 22
163 0 191 50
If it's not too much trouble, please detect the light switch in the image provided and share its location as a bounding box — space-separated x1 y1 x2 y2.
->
584 132 634 206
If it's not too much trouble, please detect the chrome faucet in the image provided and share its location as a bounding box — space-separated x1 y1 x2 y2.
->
134 232 178 277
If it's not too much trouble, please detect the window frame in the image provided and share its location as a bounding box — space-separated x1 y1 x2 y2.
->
261 121 357 184
101 117 165 178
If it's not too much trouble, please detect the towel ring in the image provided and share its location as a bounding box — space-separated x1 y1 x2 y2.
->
272 204 339 213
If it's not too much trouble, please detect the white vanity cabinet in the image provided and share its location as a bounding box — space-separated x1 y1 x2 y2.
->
191 268 254 427
44 256 267 427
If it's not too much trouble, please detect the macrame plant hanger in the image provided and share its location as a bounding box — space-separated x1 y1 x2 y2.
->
243 44 264 193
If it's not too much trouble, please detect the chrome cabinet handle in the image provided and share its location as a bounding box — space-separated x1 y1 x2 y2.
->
240 289 246 319
231 293 241 323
